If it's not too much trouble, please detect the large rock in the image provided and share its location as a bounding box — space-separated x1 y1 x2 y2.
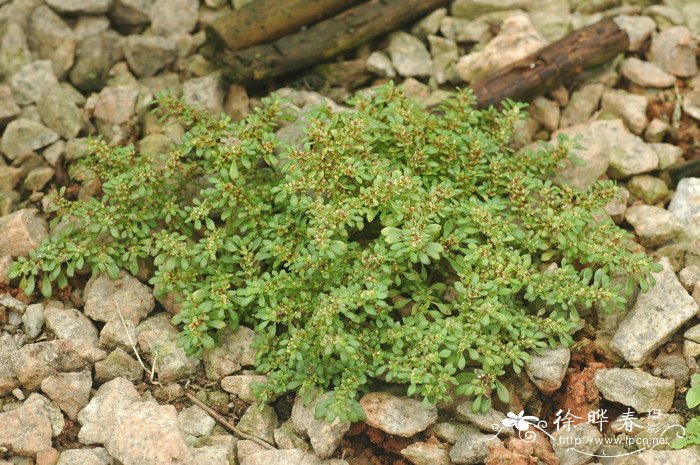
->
525 346 570 395
41 370 93 420
625 205 682 248
78 378 142 445
448 425 501 465
648 26 698 78
610 257 698 366
0 394 62 457
0 23 31 81
386 31 433 77
455 12 546 82
291 392 351 459
360 392 437 437
84 271 154 323
106 401 192 465
668 178 700 241
11 339 105 390
0 209 48 257
594 368 675 413
1 118 59 160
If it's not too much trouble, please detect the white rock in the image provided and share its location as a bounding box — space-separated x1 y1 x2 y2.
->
648 26 698 78
601 89 648 135
669 178 700 240
455 12 547 82
366 51 395 78
613 15 656 51
360 392 437 437
619 57 676 88
626 205 682 248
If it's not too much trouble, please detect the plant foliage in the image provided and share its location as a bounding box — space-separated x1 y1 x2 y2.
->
9 83 659 421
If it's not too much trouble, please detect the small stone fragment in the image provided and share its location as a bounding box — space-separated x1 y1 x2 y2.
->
625 205 681 248
93 85 139 126
601 89 648 135
9 60 58 105
178 405 216 437
1 119 60 160
648 26 698 78
221 374 266 403
83 271 154 323
0 209 48 257
560 83 604 127
550 423 602 465
150 0 198 36
448 425 501 465
45 301 99 344
525 346 570 395
45 0 113 14
455 12 546 82
613 15 656 51
123 35 177 78
595 368 675 413
366 51 396 78
627 175 669 205
94 347 144 383
620 57 676 88
40 370 92 420
291 391 350 459
401 441 451 465
387 31 433 77
183 71 225 115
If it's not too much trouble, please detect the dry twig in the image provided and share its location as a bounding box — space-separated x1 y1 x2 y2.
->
184 391 277 450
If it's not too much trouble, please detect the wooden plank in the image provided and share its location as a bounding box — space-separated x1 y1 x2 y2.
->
209 0 449 83
207 0 361 50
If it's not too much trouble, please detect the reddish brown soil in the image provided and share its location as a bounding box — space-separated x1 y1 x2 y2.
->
548 339 612 427
339 423 411 465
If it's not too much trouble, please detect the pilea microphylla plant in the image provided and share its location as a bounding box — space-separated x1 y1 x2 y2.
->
10 83 659 422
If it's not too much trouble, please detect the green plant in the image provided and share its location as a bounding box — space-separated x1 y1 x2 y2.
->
9 83 659 421
672 374 700 448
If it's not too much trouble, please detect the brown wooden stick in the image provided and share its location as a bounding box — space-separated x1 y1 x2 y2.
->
209 0 449 84
185 391 277 450
471 17 629 108
207 0 361 50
